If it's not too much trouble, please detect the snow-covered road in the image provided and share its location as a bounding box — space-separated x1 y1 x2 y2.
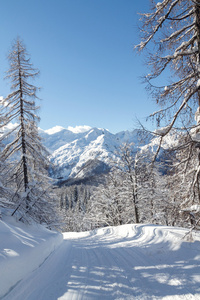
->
3 224 200 300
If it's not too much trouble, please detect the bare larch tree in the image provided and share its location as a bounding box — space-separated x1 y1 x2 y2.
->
137 0 200 134
0 38 58 226
136 0 200 219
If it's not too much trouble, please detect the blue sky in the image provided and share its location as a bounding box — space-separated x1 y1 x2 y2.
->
0 0 158 133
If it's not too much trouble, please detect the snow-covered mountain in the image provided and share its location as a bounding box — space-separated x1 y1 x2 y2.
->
39 125 152 182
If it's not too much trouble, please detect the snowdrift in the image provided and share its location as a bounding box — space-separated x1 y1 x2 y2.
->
0 218 63 298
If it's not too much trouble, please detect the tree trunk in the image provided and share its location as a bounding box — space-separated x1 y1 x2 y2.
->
17 43 29 207
195 2 200 202
196 1 200 105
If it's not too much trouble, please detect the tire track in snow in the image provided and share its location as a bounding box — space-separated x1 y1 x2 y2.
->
110 230 196 299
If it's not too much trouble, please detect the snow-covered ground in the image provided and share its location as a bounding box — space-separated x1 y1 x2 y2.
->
0 217 63 299
1 221 200 300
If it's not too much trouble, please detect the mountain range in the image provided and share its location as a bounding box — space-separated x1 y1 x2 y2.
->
2 124 177 185
40 125 178 184
39 125 149 183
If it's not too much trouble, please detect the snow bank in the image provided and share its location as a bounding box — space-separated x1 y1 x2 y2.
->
0 218 63 298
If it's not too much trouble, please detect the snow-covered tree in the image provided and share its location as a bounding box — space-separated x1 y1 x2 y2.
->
0 157 15 215
0 38 59 226
58 184 92 231
115 143 140 223
165 134 200 227
86 171 133 228
0 101 16 213
134 145 169 225
85 144 140 228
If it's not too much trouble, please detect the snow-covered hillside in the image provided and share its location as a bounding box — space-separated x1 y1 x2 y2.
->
1 221 200 299
0 217 63 298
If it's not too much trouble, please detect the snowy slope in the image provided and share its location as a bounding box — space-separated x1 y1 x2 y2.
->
2 223 200 300
0 217 63 298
